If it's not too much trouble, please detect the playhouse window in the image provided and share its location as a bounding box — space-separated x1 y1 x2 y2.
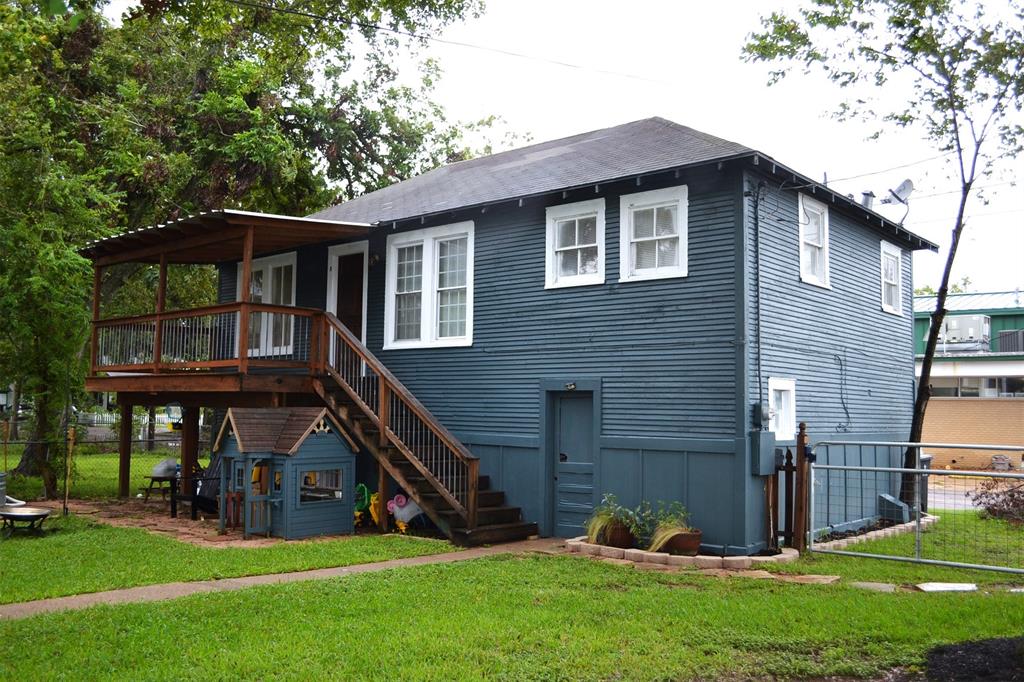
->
545 199 606 288
299 468 344 503
619 185 688 282
384 221 474 349
880 241 902 314
798 194 829 288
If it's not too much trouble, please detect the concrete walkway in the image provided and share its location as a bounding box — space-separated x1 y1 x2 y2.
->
0 538 563 621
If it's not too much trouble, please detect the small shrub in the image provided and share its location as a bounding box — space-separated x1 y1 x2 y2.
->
970 479 1024 525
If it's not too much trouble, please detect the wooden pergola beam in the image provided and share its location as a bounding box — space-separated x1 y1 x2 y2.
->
93 225 246 266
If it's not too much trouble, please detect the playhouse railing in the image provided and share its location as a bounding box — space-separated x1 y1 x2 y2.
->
320 312 479 529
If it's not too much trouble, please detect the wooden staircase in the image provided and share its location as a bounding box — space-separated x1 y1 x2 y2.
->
312 313 537 546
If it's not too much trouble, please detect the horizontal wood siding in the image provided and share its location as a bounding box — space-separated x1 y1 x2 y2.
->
283 433 355 539
744 170 915 445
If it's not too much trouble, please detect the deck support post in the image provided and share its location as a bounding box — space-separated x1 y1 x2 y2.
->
117 400 132 498
238 226 255 374
181 406 200 507
153 253 167 372
377 461 388 532
91 266 102 374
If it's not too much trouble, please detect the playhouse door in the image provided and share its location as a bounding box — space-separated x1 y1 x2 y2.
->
551 392 595 537
245 461 271 537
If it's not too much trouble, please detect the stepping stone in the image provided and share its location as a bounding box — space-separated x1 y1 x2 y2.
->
1010 588 1024 593
850 581 897 593
775 574 841 585
916 582 977 592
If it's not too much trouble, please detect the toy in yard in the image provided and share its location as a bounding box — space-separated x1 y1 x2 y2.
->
353 483 371 527
387 493 423 534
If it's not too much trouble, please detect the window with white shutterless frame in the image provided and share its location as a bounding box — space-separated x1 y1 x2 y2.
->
618 185 688 282
798 193 830 288
235 251 297 354
544 198 605 288
880 240 903 315
767 377 797 438
383 221 474 350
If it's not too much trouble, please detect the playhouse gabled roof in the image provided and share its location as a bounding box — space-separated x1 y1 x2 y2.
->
214 407 355 455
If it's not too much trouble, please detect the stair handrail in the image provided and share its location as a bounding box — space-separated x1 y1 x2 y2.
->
319 312 479 528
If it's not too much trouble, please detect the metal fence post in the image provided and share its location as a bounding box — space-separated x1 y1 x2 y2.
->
913 444 922 561
808 459 816 552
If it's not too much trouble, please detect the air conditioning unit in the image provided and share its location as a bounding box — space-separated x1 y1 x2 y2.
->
998 329 1024 353
940 315 991 344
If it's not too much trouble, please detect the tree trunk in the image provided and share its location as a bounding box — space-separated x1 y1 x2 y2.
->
8 380 20 441
901 184 972 505
13 391 58 498
147 405 156 451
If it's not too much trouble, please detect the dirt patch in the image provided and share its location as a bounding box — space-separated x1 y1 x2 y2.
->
923 637 1024 681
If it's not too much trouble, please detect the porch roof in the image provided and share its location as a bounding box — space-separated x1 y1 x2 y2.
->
80 210 370 266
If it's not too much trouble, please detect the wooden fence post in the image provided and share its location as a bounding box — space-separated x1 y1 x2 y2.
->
793 422 809 552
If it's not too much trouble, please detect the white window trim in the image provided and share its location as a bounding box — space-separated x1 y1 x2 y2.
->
325 241 369 345
797 193 830 289
618 185 688 283
544 198 606 289
235 251 298 305
767 377 797 438
880 240 903 316
383 221 474 350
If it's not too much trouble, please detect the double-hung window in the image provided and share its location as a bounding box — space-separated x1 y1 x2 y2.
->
880 241 903 315
545 199 605 288
619 185 688 282
384 221 474 349
798 194 829 288
236 252 296 355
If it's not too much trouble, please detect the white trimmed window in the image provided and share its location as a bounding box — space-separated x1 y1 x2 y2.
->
545 199 605 288
619 185 688 282
768 377 796 438
384 221 474 349
880 241 903 315
798 194 829 288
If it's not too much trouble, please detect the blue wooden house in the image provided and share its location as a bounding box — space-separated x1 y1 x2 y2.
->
82 117 937 553
214 407 356 539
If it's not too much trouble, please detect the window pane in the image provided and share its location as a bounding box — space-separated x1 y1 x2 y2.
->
557 219 576 248
438 237 467 289
884 281 899 308
802 208 823 246
396 244 423 294
395 292 421 340
883 254 898 284
272 265 293 305
300 468 343 503
578 216 597 245
579 246 599 275
634 240 657 270
558 250 578 277
655 206 677 236
249 270 263 301
656 238 678 268
438 288 466 338
803 243 823 280
633 208 654 239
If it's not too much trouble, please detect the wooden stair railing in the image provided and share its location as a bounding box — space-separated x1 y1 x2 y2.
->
318 313 479 530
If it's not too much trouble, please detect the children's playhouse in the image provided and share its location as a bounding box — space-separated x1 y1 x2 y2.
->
214 407 358 539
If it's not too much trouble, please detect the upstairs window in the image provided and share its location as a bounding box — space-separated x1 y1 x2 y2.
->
798 194 829 288
619 185 688 282
545 199 605 288
384 222 474 349
880 241 903 315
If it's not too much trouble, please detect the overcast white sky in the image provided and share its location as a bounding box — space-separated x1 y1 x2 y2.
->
107 0 1023 293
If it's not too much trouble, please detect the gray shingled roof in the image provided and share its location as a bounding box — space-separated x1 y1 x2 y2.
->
914 291 1024 314
310 117 752 224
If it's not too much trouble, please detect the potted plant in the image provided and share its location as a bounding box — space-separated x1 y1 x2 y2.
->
647 502 702 556
586 494 635 548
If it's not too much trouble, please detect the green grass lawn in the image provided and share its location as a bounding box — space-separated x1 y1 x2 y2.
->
2 554 1021 680
775 510 1024 586
5 450 208 500
0 514 452 605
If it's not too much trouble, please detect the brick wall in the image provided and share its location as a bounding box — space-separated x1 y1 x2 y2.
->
922 398 1024 469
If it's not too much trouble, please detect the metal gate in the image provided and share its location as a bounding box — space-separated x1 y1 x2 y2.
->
808 441 1024 575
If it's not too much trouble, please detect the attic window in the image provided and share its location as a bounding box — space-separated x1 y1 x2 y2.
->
619 185 688 282
880 241 902 315
384 221 474 349
798 194 829 288
545 199 605 288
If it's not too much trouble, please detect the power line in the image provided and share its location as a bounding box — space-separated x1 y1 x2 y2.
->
222 0 673 85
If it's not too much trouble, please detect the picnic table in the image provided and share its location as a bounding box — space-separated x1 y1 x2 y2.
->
142 475 176 501
0 506 51 538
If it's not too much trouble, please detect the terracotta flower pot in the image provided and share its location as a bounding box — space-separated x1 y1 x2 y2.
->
663 530 702 556
603 520 635 548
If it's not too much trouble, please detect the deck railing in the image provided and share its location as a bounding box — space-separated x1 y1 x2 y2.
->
92 302 322 373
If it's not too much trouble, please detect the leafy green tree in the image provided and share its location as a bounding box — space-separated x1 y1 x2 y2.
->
744 0 1024 496
2 0 491 495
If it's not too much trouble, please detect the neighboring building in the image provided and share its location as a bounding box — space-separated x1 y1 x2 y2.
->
81 117 937 553
914 291 1024 469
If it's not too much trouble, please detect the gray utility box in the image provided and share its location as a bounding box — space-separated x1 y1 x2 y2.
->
998 329 1024 353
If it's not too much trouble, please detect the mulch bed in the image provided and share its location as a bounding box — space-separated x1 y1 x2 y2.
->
923 637 1024 681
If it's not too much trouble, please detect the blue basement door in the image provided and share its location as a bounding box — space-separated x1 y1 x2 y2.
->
553 392 595 537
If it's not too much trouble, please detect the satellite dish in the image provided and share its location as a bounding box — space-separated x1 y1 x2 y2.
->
882 178 915 205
